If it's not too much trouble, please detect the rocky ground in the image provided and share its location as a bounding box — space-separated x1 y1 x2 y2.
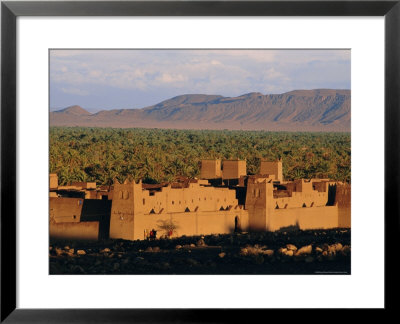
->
49 229 350 275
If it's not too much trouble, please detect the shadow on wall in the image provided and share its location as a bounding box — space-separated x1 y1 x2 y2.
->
156 219 180 238
327 184 337 206
80 199 112 240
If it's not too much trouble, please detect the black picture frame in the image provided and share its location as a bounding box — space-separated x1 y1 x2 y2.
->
1 0 399 322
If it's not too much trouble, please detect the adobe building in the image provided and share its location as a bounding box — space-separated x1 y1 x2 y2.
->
49 158 351 241
245 177 339 231
260 159 283 182
49 174 112 240
109 178 247 240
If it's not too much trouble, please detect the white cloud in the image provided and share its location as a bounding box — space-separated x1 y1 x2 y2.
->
61 87 89 96
50 49 350 107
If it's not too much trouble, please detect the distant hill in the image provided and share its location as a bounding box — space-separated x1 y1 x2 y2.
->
52 105 91 116
50 89 351 131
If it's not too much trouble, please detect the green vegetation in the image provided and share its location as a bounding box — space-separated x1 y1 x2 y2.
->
50 127 350 185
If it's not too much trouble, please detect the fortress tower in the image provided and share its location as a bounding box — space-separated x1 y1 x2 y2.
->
260 159 283 182
245 177 275 231
200 159 222 179
109 179 143 240
222 160 246 180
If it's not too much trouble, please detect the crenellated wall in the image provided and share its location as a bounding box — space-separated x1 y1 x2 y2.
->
109 179 244 240
50 165 351 241
245 177 346 231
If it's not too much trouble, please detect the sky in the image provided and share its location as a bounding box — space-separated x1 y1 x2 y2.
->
50 49 350 112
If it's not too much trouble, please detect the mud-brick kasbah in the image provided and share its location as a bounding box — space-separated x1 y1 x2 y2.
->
49 159 351 241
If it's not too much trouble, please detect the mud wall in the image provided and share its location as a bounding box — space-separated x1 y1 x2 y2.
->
112 209 249 240
267 206 338 231
50 221 99 240
49 197 84 223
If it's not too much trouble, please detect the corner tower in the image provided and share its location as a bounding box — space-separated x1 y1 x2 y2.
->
109 178 143 240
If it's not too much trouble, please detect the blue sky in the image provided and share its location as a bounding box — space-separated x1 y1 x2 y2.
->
50 49 350 112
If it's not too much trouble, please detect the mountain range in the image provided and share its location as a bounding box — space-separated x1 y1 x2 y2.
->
50 89 351 132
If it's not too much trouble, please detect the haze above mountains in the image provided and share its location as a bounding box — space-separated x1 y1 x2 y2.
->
50 89 350 132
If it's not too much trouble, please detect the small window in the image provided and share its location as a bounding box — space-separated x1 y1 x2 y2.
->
172 201 174 205
143 199 145 205
123 190 129 199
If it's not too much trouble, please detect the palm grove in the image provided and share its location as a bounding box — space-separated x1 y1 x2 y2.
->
50 127 351 186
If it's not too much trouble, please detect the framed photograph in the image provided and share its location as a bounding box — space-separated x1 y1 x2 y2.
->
1 0 399 321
